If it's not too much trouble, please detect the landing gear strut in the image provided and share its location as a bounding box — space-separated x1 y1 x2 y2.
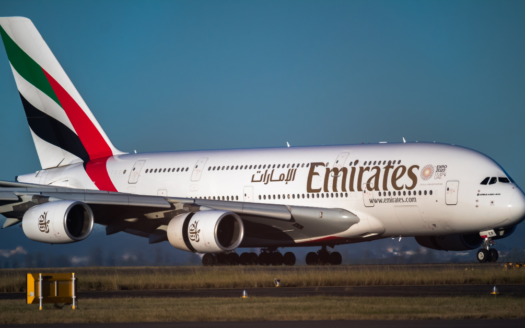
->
306 246 342 265
477 238 498 263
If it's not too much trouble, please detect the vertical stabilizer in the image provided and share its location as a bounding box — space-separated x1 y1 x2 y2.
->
0 17 125 169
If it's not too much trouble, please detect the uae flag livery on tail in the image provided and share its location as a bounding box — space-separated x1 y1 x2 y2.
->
0 17 125 191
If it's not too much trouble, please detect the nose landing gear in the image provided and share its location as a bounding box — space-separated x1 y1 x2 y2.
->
306 246 342 265
477 238 498 263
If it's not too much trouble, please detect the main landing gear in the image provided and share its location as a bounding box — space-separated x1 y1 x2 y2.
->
306 246 342 266
201 249 296 266
477 238 499 263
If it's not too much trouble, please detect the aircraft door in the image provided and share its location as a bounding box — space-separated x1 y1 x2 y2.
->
446 181 459 205
191 157 208 182
244 186 254 202
128 160 146 184
363 182 375 207
329 152 350 191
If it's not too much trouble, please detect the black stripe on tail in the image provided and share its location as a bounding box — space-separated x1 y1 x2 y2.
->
19 92 90 163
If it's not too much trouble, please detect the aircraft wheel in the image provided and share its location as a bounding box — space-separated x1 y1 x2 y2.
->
202 253 215 266
477 249 489 263
259 252 270 266
228 253 240 266
216 253 228 265
240 253 251 265
318 251 330 265
489 249 499 262
283 252 296 266
271 252 284 266
250 252 259 265
306 252 318 265
329 252 342 265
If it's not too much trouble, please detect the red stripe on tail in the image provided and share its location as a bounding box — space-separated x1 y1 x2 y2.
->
42 68 113 160
85 157 118 192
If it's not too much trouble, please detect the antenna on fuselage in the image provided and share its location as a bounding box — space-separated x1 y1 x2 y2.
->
287 142 290 148
402 138 406 143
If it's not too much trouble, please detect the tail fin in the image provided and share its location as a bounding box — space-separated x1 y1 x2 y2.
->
0 17 125 169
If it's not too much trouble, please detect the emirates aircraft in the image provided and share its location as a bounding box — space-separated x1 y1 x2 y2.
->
0 17 523 266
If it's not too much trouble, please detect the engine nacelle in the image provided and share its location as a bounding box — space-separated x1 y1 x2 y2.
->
415 233 483 251
22 200 94 244
167 210 244 253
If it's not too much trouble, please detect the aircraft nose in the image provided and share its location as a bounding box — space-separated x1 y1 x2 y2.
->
509 189 525 225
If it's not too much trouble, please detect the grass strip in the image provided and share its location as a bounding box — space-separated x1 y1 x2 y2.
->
1 296 524 324
1 265 524 293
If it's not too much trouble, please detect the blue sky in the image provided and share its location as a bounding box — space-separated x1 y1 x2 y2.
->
0 0 524 265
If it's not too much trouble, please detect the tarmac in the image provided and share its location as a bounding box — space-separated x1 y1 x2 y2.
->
2 284 525 300
3 320 525 328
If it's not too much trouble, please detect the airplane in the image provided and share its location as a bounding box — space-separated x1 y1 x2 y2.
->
0 16 523 266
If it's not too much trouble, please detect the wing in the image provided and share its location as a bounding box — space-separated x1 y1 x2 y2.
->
0 180 361 247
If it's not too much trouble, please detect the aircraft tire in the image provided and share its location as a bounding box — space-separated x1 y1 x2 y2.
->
306 252 318 265
329 252 342 265
259 252 270 266
271 252 284 266
477 249 489 263
283 252 296 266
228 253 240 266
489 249 499 262
250 252 259 265
216 253 228 265
202 253 215 266
240 253 251 265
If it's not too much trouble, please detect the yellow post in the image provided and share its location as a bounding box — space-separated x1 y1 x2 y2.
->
71 273 76 310
38 273 42 311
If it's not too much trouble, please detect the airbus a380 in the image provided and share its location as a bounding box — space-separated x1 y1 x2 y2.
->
0 17 523 266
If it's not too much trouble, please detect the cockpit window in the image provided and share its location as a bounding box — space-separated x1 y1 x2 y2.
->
480 177 490 185
489 177 497 185
499 177 510 183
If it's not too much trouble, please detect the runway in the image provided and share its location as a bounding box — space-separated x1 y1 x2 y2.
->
2 284 525 300
3 320 525 328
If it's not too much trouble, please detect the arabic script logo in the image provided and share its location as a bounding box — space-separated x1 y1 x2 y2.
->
189 220 201 242
38 212 50 233
420 164 435 181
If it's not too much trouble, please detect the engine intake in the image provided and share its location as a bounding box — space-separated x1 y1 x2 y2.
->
22 200 94 244
167 210 244 253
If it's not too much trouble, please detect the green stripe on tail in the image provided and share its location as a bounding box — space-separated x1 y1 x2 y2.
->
0 25 61 106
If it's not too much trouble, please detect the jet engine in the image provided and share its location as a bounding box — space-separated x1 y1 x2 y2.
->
415 233 483 251
167 210 244 253
22 200 94 244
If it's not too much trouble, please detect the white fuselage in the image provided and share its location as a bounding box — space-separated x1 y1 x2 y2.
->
17 143 525 244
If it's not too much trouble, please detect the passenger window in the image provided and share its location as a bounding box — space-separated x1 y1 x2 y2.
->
354 160 359 165
306 163 310 167
489 177 497 185
424 190 427 195
348 161 353 166
499 177 510 183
